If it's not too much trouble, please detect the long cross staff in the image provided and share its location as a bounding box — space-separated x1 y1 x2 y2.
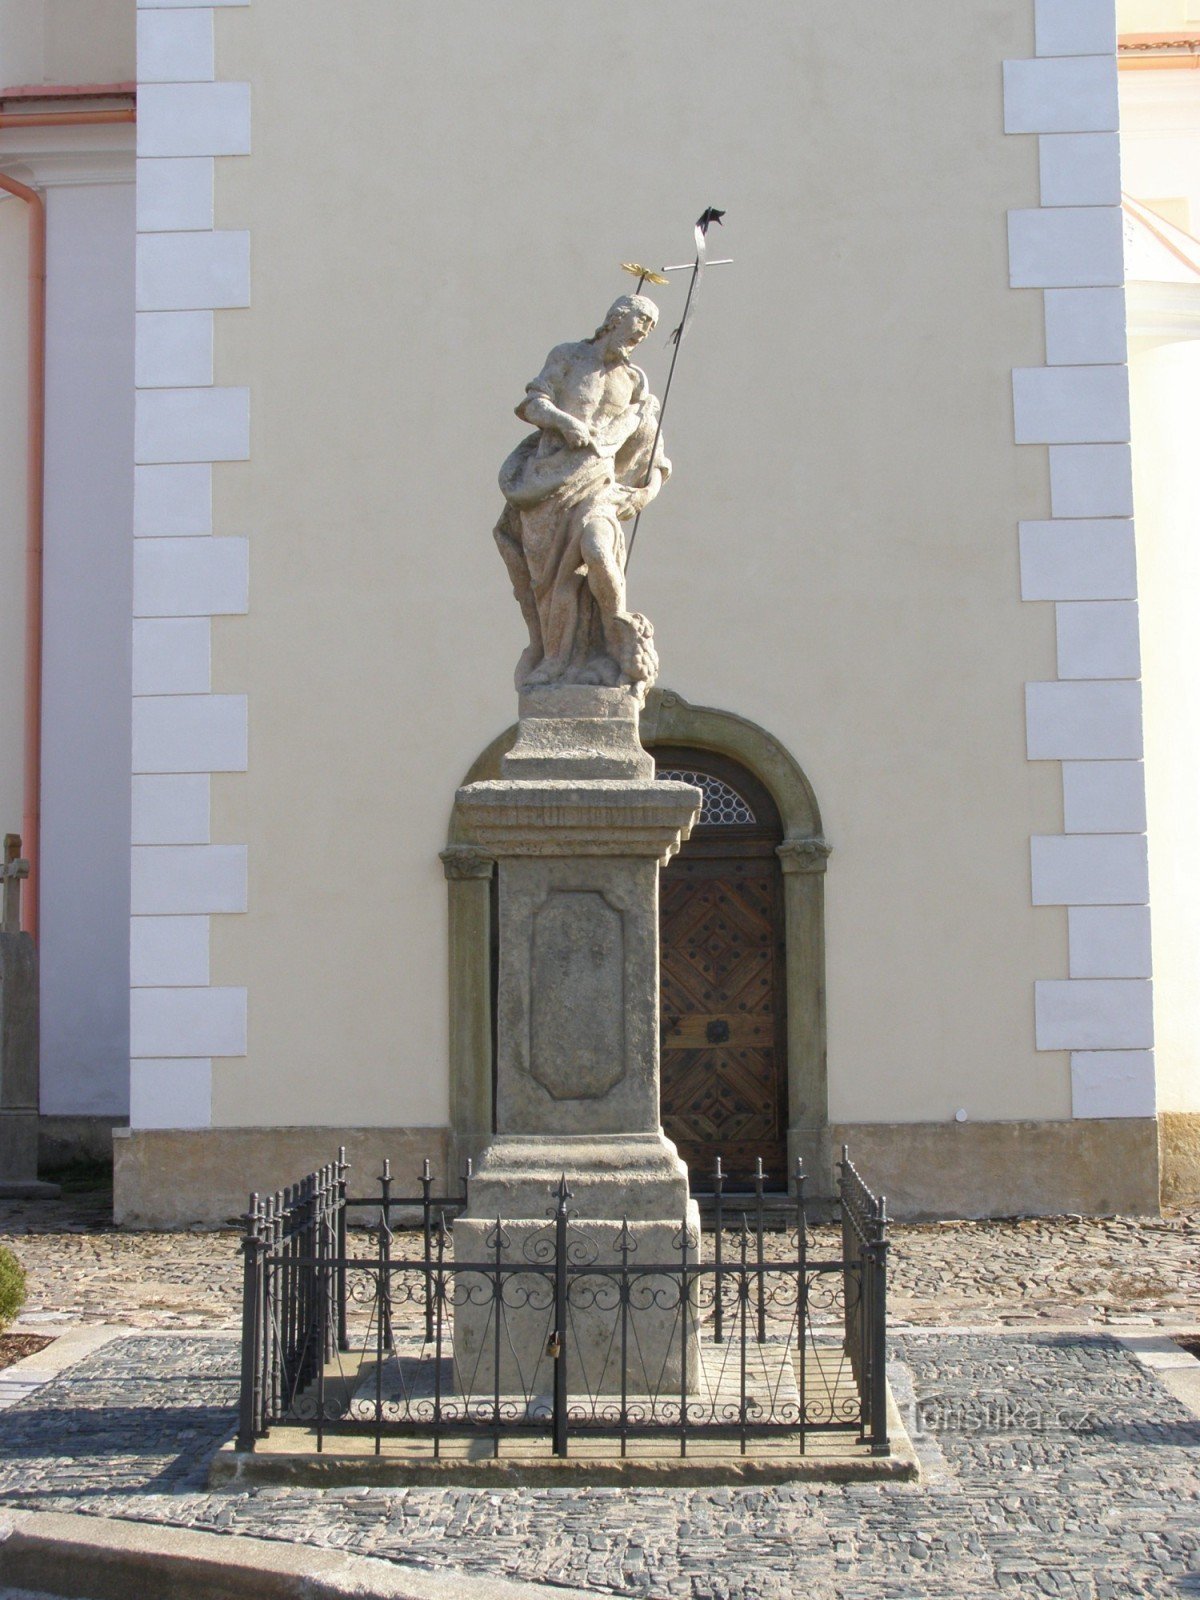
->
624 206 727 566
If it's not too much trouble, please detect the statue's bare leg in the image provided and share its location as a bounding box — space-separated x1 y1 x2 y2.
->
581 515 659 689
493 513 544 688
580 516 627 630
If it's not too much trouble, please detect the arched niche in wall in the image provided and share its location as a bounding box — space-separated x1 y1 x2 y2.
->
441 689 830 1186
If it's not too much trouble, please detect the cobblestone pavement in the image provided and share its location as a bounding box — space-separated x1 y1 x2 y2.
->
0 1331 1198 1597
1 1187 1197 1332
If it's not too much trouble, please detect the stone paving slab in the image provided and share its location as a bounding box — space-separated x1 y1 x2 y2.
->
0 1509 611 1600
0 1330 1196 1596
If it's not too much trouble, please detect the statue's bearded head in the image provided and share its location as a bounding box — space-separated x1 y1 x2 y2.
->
590 294 659 355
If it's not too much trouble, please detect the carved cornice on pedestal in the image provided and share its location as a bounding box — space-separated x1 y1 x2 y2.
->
776 836 831 875
439 845 495 881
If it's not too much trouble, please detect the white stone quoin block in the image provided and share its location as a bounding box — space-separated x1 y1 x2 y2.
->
134 537 249 617
1055 601 1140 679
1003 56 1119 135
137 158 214 233
1061 761 1147 834
1044 287 1127 366
135 311 214 389
1039 133 1121 208
137 7 215 82
132 617 212 696
131 986 247 1058
1034 0 1118 58
134 463 213 537
131 844 248 915
1048 444 1134 519
1068 906 1152 979
129 1059 213 1133
1012 365 1130 444
131 915 211 987
137 82 251 159
1008 207 1124 289
138 0 248 8
1070 1051 1156 1118
136 231 250 312
1035 979 1153 1051
135 387 250 464
1019 520 1136 601
1025 680 1143 760
1030 833 1149 906
132 693 248 774
132 774 212 845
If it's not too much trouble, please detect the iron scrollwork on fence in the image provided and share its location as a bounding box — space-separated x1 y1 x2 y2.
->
237 1147 890 1459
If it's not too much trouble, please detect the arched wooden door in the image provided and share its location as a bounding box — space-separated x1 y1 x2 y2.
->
652 746 788 1186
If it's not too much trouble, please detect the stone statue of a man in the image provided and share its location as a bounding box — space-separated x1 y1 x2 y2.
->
494 293 670 694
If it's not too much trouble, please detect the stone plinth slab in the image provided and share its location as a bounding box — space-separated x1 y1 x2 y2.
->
451 1212 703 1397
467 1134 690 1220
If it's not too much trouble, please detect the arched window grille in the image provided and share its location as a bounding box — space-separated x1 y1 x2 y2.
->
656 767 756 827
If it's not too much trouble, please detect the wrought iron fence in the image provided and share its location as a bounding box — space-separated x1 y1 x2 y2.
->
237 1147 890 1459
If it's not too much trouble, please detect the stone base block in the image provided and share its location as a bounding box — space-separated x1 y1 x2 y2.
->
452 1210 703 1399
467 1132 691 1221
828 1117 1161 1218
1160 1111 1200 1209
112 1126 452 1228
0 1109 40 1184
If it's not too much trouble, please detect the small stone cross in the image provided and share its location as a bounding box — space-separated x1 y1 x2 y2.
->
2 834 29 935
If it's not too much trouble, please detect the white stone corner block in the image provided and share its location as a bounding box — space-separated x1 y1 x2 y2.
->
1025 679 1143 760
132 694 248 774
1030 833 1149 905
136 231 250 312
137 82 251 159
1035 0 1118 58
1055 600 1140 679
1019 520 1136 601
131 914 211 987
1013 364 1130 443
1068 905 1152 978
1048 443 1133 519
134 537 248 618
1070 1051 1156 1118
1009 207 1124 290
1035 979 1153 1051
131 773 211 844
131 843 248 915
129 1058 213 1132
134 462 212 537
1061 761 1147 833
135 387 250 465
1044 287 1127 366
137 7 215 82
139 0 248 7
137 158 214 233
130 985 246 1058
135 310 214 389
1003 56 1118 135
132 616 212 696
1038 133 1121 209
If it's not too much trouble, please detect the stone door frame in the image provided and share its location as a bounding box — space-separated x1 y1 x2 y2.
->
441 689 830 1184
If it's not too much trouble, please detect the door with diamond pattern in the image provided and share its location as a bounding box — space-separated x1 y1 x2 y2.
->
652 748 788 1186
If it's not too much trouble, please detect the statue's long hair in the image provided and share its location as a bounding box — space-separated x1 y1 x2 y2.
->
588 294 659 343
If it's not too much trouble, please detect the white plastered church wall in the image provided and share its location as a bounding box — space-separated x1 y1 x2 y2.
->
129 0 251 1133
1005 0 1156 1120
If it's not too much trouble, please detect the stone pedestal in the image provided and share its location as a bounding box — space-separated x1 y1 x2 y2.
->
453 687 701 1396
0 928 55 1198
